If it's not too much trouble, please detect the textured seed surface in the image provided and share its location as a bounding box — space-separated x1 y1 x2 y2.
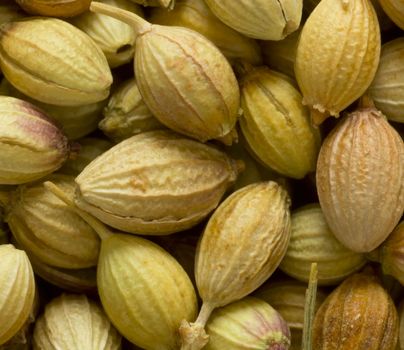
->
136 24 240 142
0 244 35 345
316 108 404 252
75 130 240 235
6 175 100 269
295 0 380 124
131 0 174 8
0 18 112 106
399 301 404 350
0 96 69 184
196 181 291 307
205 297 291 350
239 66 320 179
33 294 121 350
72 0 143 68
204 0 302 40
280 204 366 284
15 0 91 17
99 78 163 142
0 78 106 140
98 234 197 350
369 38 404 123
313 273 398 349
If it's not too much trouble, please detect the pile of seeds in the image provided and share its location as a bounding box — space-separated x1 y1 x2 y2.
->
0 0 403 349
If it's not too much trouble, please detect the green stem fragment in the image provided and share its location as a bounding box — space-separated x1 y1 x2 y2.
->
302 262 318 350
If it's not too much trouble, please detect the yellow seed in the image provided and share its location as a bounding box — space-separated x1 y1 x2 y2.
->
6 175 100 269
280 203 366 284
75 130 241 235
0 245 35 345
180 182 291 349
33 294 121 350
239 65 320 179
15 0 91 17
204 0 302 40
369 38 404 123
0 18 112 106
90 2 240 143
72 0 144 68
98 234 198 349
295 0 381 124
99 78 164 142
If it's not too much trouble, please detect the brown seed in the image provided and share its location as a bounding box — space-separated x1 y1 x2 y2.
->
313 272 398 349
316 106 404 252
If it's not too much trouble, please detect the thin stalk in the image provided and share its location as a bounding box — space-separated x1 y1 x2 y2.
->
44 181 112 241
90 2 152 35
358 94 376 109
302 262 318 350
194 302 215 327
179 302 215 350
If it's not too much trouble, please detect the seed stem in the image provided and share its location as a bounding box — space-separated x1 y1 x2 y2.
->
302 262 318 350
179 302 215 350
195 302 215 327
358 94 376 109
44 181 113 241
